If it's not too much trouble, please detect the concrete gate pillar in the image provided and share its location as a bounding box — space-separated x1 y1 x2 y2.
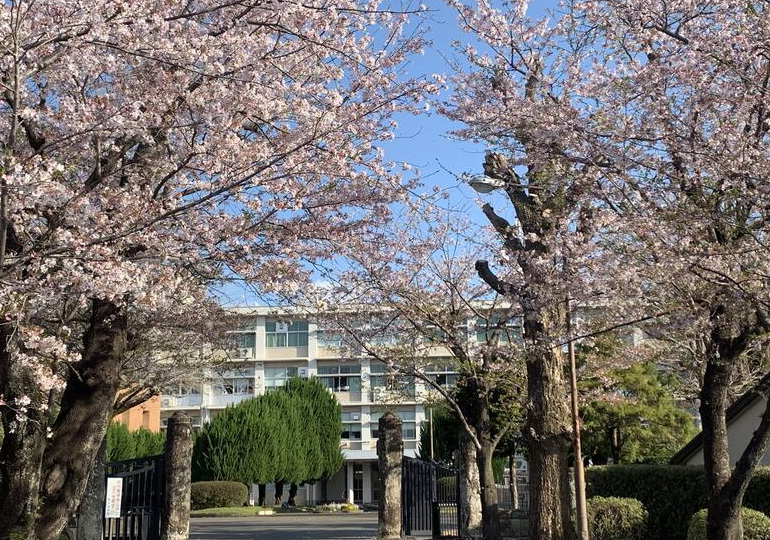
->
377 411 403 540
161 412 193 540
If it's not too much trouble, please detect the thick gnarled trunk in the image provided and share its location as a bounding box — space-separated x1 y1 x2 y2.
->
526 347 571 540
477 439 500 540
699 304 770 540
35 299 127 540
0 323 48 540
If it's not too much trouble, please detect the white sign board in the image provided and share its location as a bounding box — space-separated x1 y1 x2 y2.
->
105 477 123 518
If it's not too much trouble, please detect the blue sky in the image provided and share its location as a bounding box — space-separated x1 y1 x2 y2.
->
219 3 515 305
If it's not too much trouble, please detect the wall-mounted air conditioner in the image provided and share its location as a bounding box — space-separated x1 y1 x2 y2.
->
352 413 360 421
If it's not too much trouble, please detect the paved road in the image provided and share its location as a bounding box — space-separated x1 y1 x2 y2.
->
190 513 378 540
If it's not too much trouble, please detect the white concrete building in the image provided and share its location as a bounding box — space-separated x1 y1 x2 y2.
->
159 306 463 506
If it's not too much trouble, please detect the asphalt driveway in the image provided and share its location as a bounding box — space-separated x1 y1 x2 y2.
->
190 513 378 540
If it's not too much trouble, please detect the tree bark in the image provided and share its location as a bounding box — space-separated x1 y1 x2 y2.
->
477 438 501 540
288 483 299 506
609 425 621 464
509 454 519 511
526 347 571 540
274 481 284 506
0 323 48 540
35 299 127 540
258 484 267 507
701 341 743 540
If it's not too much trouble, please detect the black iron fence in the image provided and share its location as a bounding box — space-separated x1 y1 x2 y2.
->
103 454 165 540
402 457 459 538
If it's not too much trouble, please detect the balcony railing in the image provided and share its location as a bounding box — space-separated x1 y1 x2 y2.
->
207 393 252 407
161 394 202 408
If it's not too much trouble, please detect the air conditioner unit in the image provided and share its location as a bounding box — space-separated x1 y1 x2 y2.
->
352 413 360 421
298 367 308 378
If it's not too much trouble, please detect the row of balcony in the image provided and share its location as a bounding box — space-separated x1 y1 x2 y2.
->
161 388 418 410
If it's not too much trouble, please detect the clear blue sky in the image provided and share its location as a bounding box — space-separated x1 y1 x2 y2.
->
219 3 515 305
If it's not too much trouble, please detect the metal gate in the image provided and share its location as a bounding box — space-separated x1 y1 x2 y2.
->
103 455 165 540
402 457 459 538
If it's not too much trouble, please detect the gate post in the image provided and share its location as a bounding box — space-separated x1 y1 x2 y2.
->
161 412 193 540
457 432 482 539
76 436 107 540
377 411 403 540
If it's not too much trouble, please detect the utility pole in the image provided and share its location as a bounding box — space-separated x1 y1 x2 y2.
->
429 407 435 460
567 296 589 540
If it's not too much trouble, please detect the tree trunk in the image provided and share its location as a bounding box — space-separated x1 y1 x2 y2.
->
288 483 298 506
509 454 519 511
35 299 127 540
0 323 48 540
477 440 501 540
701 342 743 540
258 484 267 507
526 347 571 540
274 481 283 506
609 425 621 464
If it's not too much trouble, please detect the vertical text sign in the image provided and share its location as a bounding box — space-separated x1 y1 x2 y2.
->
105 477 123 518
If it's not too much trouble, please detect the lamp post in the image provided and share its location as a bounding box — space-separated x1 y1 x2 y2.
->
467 173 589 540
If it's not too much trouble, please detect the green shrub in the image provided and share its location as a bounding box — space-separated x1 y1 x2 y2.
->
587 466 770 540
190 481 248 510
687 508 770 540
746 469 770 517
586 497 648 540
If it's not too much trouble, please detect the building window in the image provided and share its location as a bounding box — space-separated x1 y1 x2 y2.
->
341 411 362 440
266 321 308 347
163 385 201 396
264 366 299 389
220 377 254 394
370 408 416 440
142 410 150 429
318 364 361 392
317 330 344 348
370 363 414 395
425 363 459 389
230 332 256 349
475 316 521 344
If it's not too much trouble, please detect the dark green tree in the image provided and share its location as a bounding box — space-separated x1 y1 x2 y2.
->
105 422 165 461
580 362 698 464
192 377 343 505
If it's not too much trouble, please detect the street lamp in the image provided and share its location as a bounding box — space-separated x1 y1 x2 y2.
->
467 175 507 194
467 173 590 540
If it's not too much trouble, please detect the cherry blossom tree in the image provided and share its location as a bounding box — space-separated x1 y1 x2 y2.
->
444 2 770 540
309 213 526 540
0 2 434 539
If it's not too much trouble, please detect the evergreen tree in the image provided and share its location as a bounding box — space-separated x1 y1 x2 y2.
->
105 422 166 461
192 377 343 494
581 362 698 464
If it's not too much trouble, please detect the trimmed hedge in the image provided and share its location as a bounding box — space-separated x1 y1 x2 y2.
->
586 466 770 540
586 497 648 540
190 481 248 510
687 508 770 540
